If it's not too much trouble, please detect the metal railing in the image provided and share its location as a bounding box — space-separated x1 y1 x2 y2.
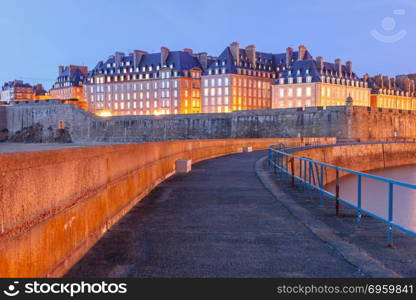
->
268 145 416 247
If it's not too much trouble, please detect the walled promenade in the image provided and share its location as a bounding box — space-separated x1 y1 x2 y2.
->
67 150 416 278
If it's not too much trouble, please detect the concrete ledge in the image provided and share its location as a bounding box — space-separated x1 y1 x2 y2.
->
0 137 334 277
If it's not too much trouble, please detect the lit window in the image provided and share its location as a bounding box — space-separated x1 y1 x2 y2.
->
296 88 302 97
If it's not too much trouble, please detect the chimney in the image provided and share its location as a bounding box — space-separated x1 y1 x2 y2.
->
133 50 147 68
58 65 64 75
375 74 383 88
383 76 391 90
245 44 256 65
196 52 208 70
316 56 324 70
346 61 352 74
286 47 293 67
115 52 124 68
230 41 240 65
161 46 169 66
183 48 193 54
298 45 307 61
335 58 342 75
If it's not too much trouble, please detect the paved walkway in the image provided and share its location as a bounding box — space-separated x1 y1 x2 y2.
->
67 151 367 277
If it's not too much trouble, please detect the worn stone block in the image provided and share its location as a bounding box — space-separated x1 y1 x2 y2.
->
176 159 192 173
243 146 253 152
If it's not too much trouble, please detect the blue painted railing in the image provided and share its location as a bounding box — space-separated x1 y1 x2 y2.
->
268 145 416 246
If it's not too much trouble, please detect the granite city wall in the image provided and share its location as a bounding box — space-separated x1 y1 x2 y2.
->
0 137 333 278
4 102 416 143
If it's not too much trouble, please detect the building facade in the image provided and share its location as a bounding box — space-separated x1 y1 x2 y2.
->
272 55 371 109
1 80 34 103
201 43 311 113
85 47 207 116
49 65 88 109
364 74 416 110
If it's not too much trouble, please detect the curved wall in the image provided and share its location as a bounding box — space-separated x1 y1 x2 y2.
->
0 137 333 277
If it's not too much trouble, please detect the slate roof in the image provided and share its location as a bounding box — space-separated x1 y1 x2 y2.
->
89 50 204 78
51 66 87 89
1 80 32 91
275 58 361 84
206 46 313 75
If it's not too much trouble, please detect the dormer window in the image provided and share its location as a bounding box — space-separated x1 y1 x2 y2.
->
169 64 174 68
222 61 226 66
306 69 309 75
297 70 301 75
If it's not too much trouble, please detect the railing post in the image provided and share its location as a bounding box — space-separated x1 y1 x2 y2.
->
335 168 340 217
291 158 295 187
356 175 362 225
273 152 277 174
319 164 324 206
387 182 394 248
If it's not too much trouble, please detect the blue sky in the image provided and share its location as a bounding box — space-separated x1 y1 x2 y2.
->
0 0 415 89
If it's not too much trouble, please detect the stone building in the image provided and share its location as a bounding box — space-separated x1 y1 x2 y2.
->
84 47 208 116
1 80 34 103
271 53 371 109
201 42 310 113
364 74 416 110
49 65 89 110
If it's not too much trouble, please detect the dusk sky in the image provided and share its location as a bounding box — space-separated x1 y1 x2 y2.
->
1 0 415 89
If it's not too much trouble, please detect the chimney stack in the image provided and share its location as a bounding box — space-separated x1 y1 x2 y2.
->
115 52 124 68
183 48 193 54
161 46 170 66
346 61 352 74
298 45 307 61
245 44 256 65
133 50 147 68
196 52 208 70
230 41 240 65
375 74 384 88
58 65 64 75
335 58 342 75
316 56 324 70
286 47 293 67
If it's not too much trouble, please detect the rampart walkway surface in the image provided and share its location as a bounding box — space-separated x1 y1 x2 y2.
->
66 151 376 277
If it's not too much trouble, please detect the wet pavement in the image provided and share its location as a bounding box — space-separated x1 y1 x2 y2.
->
66 151 365 278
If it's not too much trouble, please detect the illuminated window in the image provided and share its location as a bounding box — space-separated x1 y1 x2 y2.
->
288 88 293 97
279 88 284 98
306 87 311 97
297 88 302 97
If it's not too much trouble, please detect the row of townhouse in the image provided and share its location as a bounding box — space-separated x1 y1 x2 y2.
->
25 42 416 115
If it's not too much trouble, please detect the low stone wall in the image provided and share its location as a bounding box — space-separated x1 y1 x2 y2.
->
0 137 333 277
291 143 416 185
6 102 416 143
